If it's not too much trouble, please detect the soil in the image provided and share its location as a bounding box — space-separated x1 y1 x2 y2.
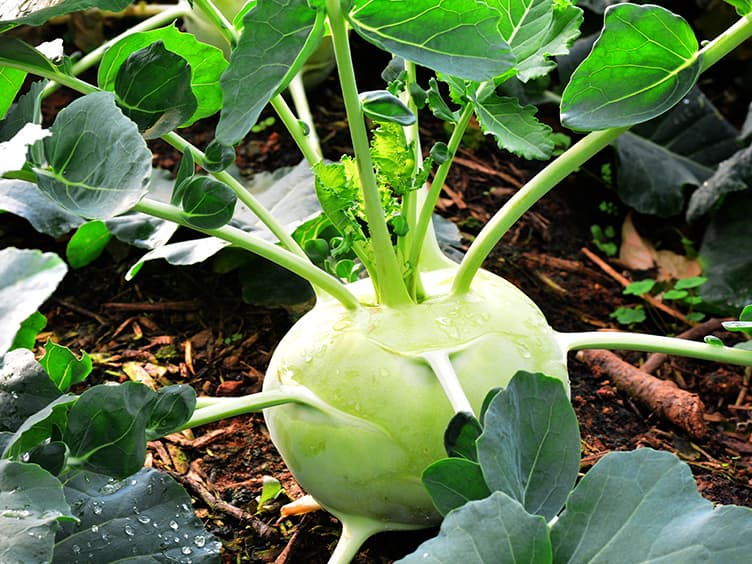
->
4 6 752 563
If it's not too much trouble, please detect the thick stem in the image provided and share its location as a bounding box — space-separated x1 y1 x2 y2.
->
183 389 302 430
452 127 627 294
326 515 385 564
133 198 361 310
190 0 238 46
325 0 411 307
422 350 475 415
558 331 752 366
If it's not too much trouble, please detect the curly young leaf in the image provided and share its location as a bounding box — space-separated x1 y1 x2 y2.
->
360 89 416 126
146 385 196 440
0 460 75 564
0 0 131 26
216 0 325 146
551 449 752 563
98 25 227 126
34 92 152 219
179 176 237 229
561 4 701 131
349 0 515 82
39 340 92 392
114 41 198 139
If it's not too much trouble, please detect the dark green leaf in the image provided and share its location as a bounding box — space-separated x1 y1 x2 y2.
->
0 460 75 564
0 179 83 237
479 387 502 421
172 149 196 206
114 41 197 139
9 310 46 351
34 92 152 219
216 0 325 145
477 371 580 520
688 145 752 222
239 255 314 306
396 492 551 563
27 441 66 475
427 77 460 123
40 340 92 392
429 142 450 164
98 24 227 126
180 176 237 229
443 411 481 460
349 0 515 82
204 140 236 173
0 349 62 433
360 90 415 126
0 0 131 26
0 80 44 143
551 449 752 563
561 4 701 131
0 36 60 76
57 467 221 562
126 238 231 281
473 93 553 160
146 385 196 440
2 394 75 461
65 220 112 269
64 382 157 478
0 248 67 356
422 458 491 515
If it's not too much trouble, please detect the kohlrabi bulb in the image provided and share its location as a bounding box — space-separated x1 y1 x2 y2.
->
262 267 568 528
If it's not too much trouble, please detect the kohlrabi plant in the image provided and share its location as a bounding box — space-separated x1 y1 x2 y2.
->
2 0 752 562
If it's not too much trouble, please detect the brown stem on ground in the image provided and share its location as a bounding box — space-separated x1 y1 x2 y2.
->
577 349 706 439
641 318 728 374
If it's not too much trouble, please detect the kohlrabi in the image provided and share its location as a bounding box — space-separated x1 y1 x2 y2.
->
2 1 752 563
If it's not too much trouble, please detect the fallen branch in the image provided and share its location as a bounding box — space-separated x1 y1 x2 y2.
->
577 349 706 439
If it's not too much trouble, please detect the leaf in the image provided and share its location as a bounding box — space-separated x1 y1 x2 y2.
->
180 176 237 229
98 24 227 126
216 0 325 146
724 0 752 16
0 460 75 564
360 89 416 126
0 65 25 119
146 385 196 440
40 340 92 392
396 492 551 564
698 191 752 315
0 349 62 433
0 36 60 76
238 255 314 307
0 180 84 237
113 41 197 139
0 80 44 143
443 411 482 460
561 4 701 131
422 458 491 516
349 0 515 82
65 220 112 269
126 238 231 281
473 93 553 159
476 371 580 520
490 0 583 82
687 144 752 222
0 122 50 174
56 467 221 563
1 394 76 461
34 92 152 219
0 248 67 357
9 310 46 351
0 0 131 26
614 88 739 217
551 449 752 563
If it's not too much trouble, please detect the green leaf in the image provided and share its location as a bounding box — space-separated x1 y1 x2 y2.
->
34 92 152 219
57 467 221 562
477 371 580 520
360 89 416 126
0 36 60 77
551 448 752 563
64 382 157 478
0 460 75 564
98 25 227 126
238 255 315 306
427 77 460 123
39 340 92 392
0 80 44 143
473 93 553 160
623 279 656 295
422 458 491 516
0 65 25 119
0 349 62 433
65 220 112 269
490 0 583 82
203 140 236 173
561 4 701 131
0 0 131 26
1 394 76 461
724 0 752 16
0 248 67 357
349 0 515 82
396 491 551 563
172 149 196 206
688 145 752 222
216 0 325 145
180 176 237 229
443 411 482 460
113 41 197 139
126 238 231 281
146 385 196 440
9 311 46 351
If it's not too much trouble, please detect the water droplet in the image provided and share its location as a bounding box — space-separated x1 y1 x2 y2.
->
137 515 151 524
90 525 99 534
193 535 206 548
72 545 81 554
92 502 103 515
181 546 193 555
169 520 179 531
124 524 135 537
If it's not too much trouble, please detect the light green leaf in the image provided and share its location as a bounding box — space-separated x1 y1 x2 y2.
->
561 4 701 131
349 0 515 82
9 311 46 351
34 91 152 219
40 340 92 392
0 248 67 357
0 0 131 26
551 449 752 563
65 220 112 269
0 65 25 119
396 492 551 563
724 0 752 16
98 25 227 126
473 93 553 160
216 0 325 145
113 41 197 139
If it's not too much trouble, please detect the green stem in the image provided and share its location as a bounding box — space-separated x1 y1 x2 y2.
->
287 72 323 160
410 103 474 277
190 0 238 46
183 389 302 430
698 12 752 71
557 331 752 366
326 515 388 564
422 351 475 415
133 198 361 310
452 127 627 295
270 94 322 166
325 0 411 307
